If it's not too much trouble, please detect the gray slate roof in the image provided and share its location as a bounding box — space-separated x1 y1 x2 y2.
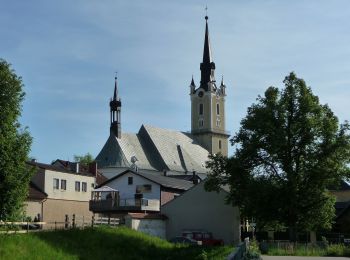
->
96 125 209 174
98 169 194 191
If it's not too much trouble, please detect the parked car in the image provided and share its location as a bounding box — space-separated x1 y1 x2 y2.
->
182 230 224 246
169 236 200 246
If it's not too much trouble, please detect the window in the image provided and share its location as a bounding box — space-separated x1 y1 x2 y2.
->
199 104 203 115
136 184 152 193
75 181 80 192
216 103 220 115
53 178 59 189
219 140 222 150
128 176 133 185
91 183 95 188
199 119 204 127
82 182 87 192
61 179 67 190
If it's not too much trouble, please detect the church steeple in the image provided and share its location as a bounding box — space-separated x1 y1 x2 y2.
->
190 13 229 157
200 15 216 91
110 76 122 138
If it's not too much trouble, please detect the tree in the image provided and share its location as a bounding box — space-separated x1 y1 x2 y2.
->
74 153 94 165
205 72 350 240
0 59 32 220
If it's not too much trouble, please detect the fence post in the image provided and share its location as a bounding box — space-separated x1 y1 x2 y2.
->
72 214 76 229
55 221 57 230
108 216 111 225
65 215 69 229
27 221 29 233
91 215 95 228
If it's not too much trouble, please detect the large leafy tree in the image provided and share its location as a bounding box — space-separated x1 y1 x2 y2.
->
205 72 350 240
0 59 32 220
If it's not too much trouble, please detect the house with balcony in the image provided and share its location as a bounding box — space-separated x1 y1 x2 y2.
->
89 169 194 216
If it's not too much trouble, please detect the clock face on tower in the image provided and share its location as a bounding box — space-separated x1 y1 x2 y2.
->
198 91 204 98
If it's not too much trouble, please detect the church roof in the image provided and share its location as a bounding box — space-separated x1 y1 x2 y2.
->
96 125 209 174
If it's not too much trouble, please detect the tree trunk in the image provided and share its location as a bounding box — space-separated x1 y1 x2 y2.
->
289 226 297 242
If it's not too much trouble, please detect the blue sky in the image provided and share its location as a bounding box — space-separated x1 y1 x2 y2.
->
1 1 350 163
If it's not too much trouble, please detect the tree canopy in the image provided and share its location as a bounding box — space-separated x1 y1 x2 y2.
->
74 153 94 165
205 72 350 239
0 59 32 220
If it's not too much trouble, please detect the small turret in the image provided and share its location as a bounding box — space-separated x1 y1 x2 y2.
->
220 75 226 96
190 75 196 94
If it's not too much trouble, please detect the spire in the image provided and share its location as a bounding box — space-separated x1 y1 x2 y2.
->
202 16 212 65
191 75 195 86
110 76 122 138
220 75 224 86
200 15 216 91
113 76 118 101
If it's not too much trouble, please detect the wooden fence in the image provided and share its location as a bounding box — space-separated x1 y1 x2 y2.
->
0 215 120 234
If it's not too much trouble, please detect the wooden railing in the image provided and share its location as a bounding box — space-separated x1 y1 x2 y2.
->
89 198 160 212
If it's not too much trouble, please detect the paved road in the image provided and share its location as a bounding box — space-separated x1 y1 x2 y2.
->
262 256 349 260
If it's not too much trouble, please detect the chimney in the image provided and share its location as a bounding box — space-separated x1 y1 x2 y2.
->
89 161 98 177
75 162 80 173
163 169 167 176
192 171 198 185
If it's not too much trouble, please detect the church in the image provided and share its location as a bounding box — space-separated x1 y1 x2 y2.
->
96 15 229 180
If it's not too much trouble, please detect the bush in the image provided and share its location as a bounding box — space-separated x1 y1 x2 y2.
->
326 244 345 256
245 240 262 260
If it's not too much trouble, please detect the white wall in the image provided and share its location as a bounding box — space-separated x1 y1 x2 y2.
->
104 172 161 201
44 170 95 201
161 181 241 245
125 217 166 239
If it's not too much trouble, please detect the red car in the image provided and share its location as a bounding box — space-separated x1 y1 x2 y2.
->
182 230 224 246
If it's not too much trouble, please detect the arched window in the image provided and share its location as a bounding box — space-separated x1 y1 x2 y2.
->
219 140 222 149
199 104 203 115
216 103 220 115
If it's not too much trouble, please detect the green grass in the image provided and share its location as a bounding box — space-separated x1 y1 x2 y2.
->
265 243 350 257
0 226 233 260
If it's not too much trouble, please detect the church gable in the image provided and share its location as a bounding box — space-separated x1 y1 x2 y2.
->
118 132 157 171
95 134 129 168
142 125 209 173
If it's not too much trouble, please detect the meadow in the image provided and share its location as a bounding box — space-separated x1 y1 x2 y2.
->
0 226 232 260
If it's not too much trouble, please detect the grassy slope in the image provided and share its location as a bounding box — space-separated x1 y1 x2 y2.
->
0 226 232 260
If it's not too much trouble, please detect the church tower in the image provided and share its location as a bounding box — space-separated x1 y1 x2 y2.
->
190 15 229 156
110 76 122 138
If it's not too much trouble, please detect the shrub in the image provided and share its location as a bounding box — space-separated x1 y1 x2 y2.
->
326 244 345 256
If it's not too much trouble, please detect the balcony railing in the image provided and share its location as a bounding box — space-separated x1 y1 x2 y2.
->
89 198 160 212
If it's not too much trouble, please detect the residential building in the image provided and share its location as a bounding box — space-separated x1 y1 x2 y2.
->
161 181 241 245
25 161 97 227
90 169 193 215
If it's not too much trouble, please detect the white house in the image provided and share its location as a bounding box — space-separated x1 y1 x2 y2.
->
90 169 194 215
